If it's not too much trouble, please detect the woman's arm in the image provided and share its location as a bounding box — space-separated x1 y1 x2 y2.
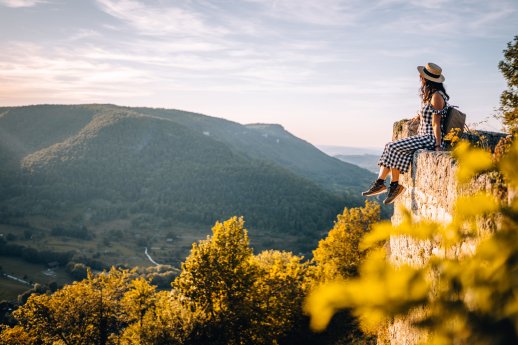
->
432 114 442 150
431 92 445 151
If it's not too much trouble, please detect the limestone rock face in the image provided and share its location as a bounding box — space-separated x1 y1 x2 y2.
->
380 120 508 345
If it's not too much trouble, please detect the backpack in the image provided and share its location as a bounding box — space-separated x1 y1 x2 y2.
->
443 106 466 138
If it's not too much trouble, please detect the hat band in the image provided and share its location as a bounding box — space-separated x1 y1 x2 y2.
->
423 67 441 79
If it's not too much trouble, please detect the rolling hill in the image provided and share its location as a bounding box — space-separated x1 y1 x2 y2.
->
0 104 374 265
127 106 373 193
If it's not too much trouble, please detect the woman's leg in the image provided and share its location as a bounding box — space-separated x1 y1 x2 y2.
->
373 136 432 203
384 136 433 175
363 166 389 196
390 168 400 182
378 166 390 180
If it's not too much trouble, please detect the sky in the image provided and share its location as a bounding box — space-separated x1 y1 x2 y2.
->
0 0 516 148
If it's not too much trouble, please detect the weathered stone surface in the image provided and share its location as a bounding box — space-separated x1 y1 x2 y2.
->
380 120 509 345
393 119 507 151
392 119 418 141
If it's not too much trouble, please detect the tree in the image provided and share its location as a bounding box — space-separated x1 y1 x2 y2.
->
0 325 36 345
173 217 257 345
249 250 308 344
121 277 157 344
305 201 380 344
120 283 198 345
14 268 133 344
498 35 518 133
311 200 381 284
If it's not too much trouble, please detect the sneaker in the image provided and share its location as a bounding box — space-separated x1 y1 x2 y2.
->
362 179 387 196
383 183 405 204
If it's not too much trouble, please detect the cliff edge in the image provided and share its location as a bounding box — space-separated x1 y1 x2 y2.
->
381 120 509 344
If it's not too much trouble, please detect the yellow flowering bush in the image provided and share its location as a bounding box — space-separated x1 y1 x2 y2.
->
444 127 461 146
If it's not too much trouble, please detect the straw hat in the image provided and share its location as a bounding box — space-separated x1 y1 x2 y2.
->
417 62 445 83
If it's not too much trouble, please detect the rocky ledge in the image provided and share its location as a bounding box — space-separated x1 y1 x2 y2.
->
380 119 510 345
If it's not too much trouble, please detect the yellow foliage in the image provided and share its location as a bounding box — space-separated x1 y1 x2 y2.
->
173 216 312 344
173 216 254 321
119 277 158 344
250 250 308 344
305 248 429 333
361 209 438 250
304 281 350 332
453 140 493 183
12 268 134 344
312 200 380 283
499 138 518 189
444 127 461 145
453 193 499 222
120 290 199 345
450 193 500 240
0 325 36 345
305 141 518 344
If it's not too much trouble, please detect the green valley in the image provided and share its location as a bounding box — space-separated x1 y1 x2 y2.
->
0 104 374 280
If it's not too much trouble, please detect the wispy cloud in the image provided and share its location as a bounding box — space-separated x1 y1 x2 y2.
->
95 0 227 37
0 0 46 7
89 0 347 90
0 0 514 145
0 42 153 103
467 3 515 32
377 0 516 37
241 0 369 26
377 0 451 9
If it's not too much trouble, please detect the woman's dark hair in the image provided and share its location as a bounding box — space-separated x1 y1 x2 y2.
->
420 77 450 102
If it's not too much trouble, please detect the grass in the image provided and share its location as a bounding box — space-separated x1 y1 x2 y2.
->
0 277 28 301
0 257 73 302
0 257 71 286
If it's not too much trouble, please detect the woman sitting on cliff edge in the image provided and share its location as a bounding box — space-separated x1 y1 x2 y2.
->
362 62 449 204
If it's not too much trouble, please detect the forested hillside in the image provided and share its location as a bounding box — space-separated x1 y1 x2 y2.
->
0 105 374 270
128 106 373 193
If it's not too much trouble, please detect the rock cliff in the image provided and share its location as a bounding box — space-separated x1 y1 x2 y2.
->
381 120 509 344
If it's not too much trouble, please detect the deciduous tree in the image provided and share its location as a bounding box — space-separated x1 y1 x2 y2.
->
173 217 256 345
311 200 381 284
14 268 132 344
498 35 518 133
249 250 308 344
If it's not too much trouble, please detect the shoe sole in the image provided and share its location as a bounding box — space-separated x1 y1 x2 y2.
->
383 186 406 204
362 188 388 197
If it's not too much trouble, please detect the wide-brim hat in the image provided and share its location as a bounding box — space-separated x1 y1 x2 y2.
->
417 62 445 83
